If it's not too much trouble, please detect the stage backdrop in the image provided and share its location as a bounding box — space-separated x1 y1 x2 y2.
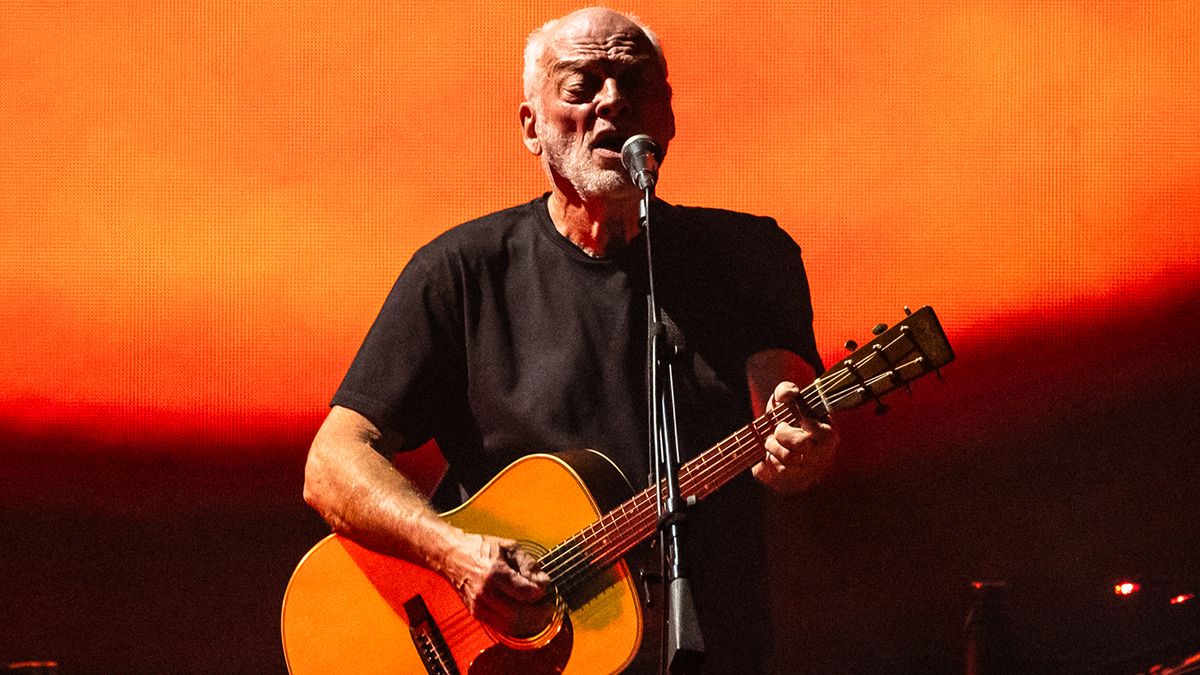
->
1 1 1198 673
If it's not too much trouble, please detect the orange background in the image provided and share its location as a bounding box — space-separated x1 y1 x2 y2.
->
3 1 1197 449
2 2 1200 671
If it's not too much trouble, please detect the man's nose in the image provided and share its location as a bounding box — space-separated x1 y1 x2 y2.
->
595 78 628 119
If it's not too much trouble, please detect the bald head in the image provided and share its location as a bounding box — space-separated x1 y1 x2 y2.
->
517 7 675 203
523 8 667 103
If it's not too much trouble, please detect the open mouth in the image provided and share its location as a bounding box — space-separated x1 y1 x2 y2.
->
590 134 628 153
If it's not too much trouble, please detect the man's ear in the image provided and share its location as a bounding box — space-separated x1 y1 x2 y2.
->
519 102 541 156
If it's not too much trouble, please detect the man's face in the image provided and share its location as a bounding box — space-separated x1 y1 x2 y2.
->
523 10 676 201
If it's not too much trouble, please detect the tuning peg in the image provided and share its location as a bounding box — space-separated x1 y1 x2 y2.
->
872 323 888 336
904 306 912 316
875 401 890 416
844 339 859 352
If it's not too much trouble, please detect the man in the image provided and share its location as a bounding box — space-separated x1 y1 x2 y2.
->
303 7 837 672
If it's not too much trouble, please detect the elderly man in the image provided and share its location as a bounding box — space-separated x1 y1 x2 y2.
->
303 7 836 673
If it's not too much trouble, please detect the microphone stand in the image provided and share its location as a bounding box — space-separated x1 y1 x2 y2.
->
639 185 705 674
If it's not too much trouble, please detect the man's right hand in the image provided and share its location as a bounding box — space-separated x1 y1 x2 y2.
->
436 531 556 638
304 408 556 638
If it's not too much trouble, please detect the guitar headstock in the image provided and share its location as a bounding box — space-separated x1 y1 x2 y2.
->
813 306 954 416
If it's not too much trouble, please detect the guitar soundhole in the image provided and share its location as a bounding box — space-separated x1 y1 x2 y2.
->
470 615 573 675
469 540 573 673
481 540 564 649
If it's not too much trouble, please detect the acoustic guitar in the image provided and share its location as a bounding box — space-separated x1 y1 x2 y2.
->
281 306 954 674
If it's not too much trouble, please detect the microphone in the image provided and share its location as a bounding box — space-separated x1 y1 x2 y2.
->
621 134 663 191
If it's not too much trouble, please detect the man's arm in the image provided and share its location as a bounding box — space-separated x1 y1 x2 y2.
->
303 405 553 635
746 349 839 494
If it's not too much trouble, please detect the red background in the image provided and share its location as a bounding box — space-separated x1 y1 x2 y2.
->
2 1 1198 672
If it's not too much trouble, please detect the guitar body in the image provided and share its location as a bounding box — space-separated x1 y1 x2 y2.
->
281 450 644 674
283 308 956 674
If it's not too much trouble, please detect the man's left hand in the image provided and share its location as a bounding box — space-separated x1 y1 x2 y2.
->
751 381 838 494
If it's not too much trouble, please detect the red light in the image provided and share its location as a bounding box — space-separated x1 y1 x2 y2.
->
1170 593 1194 605
1115 582 1141 596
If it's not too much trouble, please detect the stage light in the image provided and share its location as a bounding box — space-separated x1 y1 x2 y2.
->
1114 582 1141 596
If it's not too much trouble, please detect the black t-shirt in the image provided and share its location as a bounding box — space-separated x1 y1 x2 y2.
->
333 194 821 672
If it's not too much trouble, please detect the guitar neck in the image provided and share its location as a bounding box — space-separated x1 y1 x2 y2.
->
538 305 954 596
538 397 809 594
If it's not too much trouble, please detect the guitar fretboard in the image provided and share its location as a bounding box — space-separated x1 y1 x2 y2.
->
537 311 948 596
538 396 809 595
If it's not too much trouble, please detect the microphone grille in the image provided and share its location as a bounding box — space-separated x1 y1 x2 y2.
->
621 134 663 167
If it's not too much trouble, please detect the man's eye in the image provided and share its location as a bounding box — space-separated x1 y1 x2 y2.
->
561 74 600 100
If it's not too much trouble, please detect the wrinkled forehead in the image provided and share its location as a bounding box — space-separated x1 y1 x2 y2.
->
543 14 657 70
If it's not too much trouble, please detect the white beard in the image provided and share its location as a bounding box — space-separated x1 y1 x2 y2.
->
536 121 635 200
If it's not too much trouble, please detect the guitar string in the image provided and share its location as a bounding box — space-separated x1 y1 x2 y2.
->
412 389 825 638
548 374 873 594
428 629 457 675
425 356 919 645
563 406 793 564
548 406 801 595
594 351 925 567
545 382 848 589
540 357 873 584
556 355 927 587
418 345 925 647
537 353 868 578
424 343 921 643
547 406 820 589
535 349 877 575
538 403 792 576
434 402 820 638
545 352 923 592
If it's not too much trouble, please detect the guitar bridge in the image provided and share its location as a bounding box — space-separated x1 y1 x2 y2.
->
403 595 461 675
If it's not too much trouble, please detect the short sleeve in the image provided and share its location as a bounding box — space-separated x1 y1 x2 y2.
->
746 220 823 374
331 246 465 453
